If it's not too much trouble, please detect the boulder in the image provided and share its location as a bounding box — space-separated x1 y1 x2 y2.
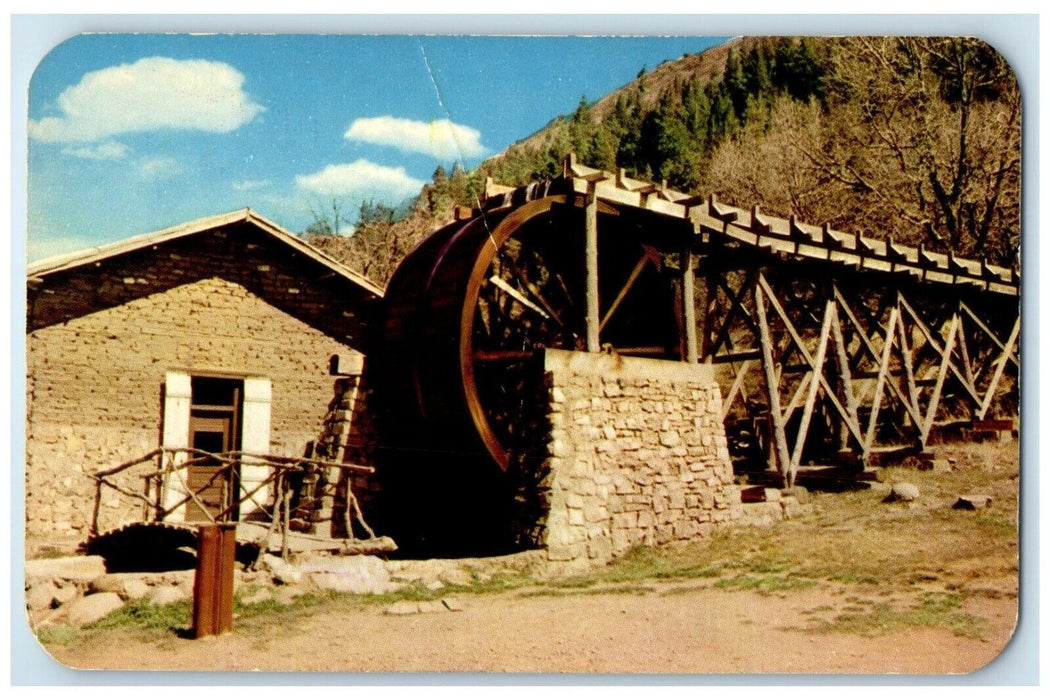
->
302 555 396 595
781 485 810 504
149 584 188 606
53 584 79 605
25 556 106 583
89 573 152 600
25 581 58 611
259 554 303 585
124 579 152 600
65 592 123 626
887 482 920 502
953 494 993 510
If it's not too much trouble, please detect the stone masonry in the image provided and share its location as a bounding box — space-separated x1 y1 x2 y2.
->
538 349 742 565
26 223 377 546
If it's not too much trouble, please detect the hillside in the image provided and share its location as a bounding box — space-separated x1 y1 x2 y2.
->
309 36 1021 287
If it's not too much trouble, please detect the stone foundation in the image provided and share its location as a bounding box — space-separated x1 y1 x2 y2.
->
536 350 741 565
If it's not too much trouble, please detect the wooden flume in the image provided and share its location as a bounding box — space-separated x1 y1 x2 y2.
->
373 154 1019 492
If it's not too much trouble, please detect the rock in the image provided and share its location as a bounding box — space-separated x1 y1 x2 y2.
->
300 555 395 595
260 554 303 585
124 579 151 600
954 494 993 510
89 573 152 600
762 488 782 503
439 567 474 587
887 482 920 502
65 592 123 626
148 584 188 606
25 556 106 583
781 485 810 504
25 581 58 611
53 584 79 605
417 600 447 614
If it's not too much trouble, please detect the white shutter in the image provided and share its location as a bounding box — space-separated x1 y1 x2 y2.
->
239 377 272 518
160 372 192 521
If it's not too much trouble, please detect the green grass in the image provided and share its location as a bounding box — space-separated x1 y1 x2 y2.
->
713 573 817 594
519 583 656 598
806 592 988 639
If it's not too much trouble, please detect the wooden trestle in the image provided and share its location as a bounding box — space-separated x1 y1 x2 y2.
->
475 155 1019 488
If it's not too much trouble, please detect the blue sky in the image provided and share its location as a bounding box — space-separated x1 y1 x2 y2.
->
27 34 726 261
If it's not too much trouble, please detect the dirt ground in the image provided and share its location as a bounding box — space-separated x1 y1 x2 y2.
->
37 439 1020 676
42 580 1016 674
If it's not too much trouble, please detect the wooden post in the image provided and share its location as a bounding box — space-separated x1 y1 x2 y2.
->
682 246 698 363
585 188 600 352
755 284 792 480
789 301 835 486
977 317 1020 420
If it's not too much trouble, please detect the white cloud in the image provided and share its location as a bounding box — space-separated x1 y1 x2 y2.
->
345 116 487 160
138 156 180 180
295 160 425 200
232 179 272 192
29 57 264 143
61 140 129 160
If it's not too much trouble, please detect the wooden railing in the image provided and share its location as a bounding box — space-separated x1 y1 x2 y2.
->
88 447 377 555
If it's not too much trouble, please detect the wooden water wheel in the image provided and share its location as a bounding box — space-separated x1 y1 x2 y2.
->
373 188 690 474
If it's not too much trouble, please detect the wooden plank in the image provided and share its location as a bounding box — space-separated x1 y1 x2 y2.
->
977 317 1020 420
832 287 925 428
682 247 698 363
758 275 866 448
921 314 959 442
864 306 899 454
781 373 812 425
600 246 660 332
585 189 600 351
789 301 835 483
896 311 923 435
959 301 1020 367
830 306 863 453
954 314 979 401
720 359 754 422
755 284 793 477
897 294 982 405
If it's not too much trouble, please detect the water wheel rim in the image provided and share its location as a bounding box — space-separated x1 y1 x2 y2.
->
458 195 569 471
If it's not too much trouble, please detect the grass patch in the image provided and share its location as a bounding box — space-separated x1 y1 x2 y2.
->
34 624 80 647
520 583 656 598
713 573 816 594
808 592 988 639
87 599 192 633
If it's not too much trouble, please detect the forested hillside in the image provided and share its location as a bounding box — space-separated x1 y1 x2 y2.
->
307 36 1021 286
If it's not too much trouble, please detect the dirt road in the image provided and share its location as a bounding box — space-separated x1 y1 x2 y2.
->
45 582 1016 675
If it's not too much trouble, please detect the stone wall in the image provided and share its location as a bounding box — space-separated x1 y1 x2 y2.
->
26 227 374 546
306 356 380 538
536 350 742 565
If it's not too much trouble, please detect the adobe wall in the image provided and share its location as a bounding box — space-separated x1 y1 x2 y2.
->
535 350 743 565
26 273 362 547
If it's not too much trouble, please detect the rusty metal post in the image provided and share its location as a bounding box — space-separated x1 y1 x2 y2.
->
193 523 237 638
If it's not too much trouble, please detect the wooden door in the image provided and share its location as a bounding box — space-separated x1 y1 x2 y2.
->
185 412 236 522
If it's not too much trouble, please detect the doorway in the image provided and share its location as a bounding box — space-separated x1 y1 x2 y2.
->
185 377 242 522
